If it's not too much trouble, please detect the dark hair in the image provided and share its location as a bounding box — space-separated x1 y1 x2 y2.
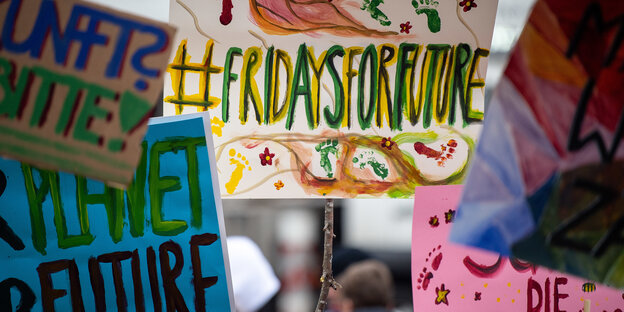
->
337 260 394 308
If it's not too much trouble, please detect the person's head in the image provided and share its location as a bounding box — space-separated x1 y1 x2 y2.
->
334 259 394 312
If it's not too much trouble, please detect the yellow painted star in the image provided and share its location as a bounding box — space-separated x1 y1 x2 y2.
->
435 284 450 305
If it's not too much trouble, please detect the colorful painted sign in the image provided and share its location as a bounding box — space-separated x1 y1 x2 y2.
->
164 0 499 198
412 186 624 312
449 0 624 288
0 0 176 186
0 114 234 311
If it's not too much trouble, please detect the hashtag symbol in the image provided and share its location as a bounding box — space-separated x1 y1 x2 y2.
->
165 40 224 114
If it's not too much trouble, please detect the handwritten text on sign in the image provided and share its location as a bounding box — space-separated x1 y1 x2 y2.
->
164 0 498 198
0 0 176 186
412 186 624 312
0 116 232 311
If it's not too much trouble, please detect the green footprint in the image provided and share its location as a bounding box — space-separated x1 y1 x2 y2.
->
361 0 391 26
315 139 339 178
411 0 441 33
352 151 389 180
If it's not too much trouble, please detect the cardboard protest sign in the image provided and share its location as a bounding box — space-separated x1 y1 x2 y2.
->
164 0 499 198
0 0 176 187
0 114 234 311
449 0 624 288
412 186 624 312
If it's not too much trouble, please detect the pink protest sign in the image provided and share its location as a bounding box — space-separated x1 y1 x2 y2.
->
412 185 624 312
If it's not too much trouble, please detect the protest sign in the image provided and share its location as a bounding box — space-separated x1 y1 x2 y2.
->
164 0 499 198
449 0 624 288
413 186 624 311
0 114 234 311
0 0 176 186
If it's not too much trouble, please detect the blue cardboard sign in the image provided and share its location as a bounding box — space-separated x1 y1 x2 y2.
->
0 113 233 311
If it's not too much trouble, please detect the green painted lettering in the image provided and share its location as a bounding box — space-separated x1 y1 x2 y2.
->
222 47 242 123
376 44 397 128
239 47 263 124
0 57 31 119
286 44 315 130
420 44 451 129
465 48 489 123
72 82 116 145
393 43 421 130
446 43 472 127
324 45 345 129
21 164 50 255
357 45 378 130
125 141 148 237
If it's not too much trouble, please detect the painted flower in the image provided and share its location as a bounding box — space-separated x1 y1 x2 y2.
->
474 292 481 301
381 137 395 150
400 21 412 34
259 147 275 166
429 216 439 227
459 0 477 12
444 209 456 223
274 180 284 190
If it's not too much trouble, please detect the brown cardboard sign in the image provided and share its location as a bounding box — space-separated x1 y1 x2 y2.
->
0 0 176 187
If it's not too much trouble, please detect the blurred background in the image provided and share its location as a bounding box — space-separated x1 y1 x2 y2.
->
84 0 538 310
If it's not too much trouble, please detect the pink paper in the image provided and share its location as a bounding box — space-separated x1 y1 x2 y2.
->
412 185 623 312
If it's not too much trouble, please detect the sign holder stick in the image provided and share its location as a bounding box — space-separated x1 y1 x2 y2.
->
315 198 339 312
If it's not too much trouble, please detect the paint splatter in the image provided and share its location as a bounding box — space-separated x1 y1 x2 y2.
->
412 0 441 33
211 117 225 137
225 149 251 194
361 0 391 26
274 180 284 190
316 139 339 178
220 0 233 25
353 151 389 179
435 283 450 305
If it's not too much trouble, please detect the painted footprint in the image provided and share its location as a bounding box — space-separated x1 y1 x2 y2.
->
352 150 389 180
361 0 391 26
411 137 467 182
211 116 225 137
411 0 441 33
315 139 339 178
225 149 251 194
417 245 443 291
414 139 459 168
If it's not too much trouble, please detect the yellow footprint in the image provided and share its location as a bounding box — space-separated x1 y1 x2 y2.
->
211 116 225 137
225 149 251 194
